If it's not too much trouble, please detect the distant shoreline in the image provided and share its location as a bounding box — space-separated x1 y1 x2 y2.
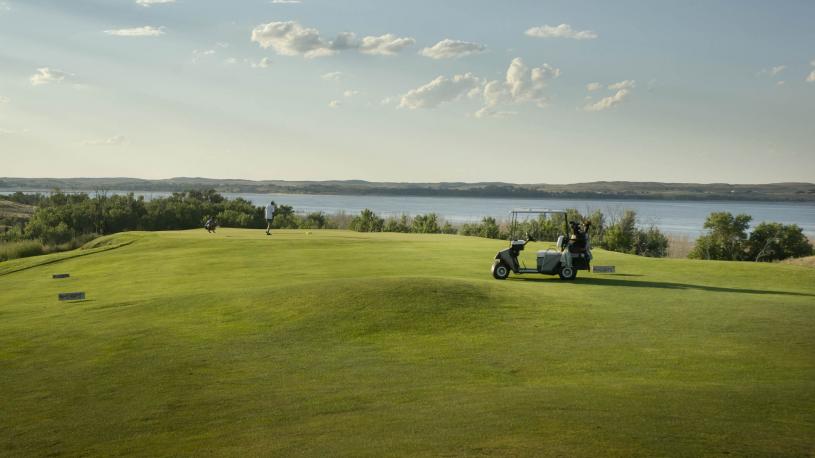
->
1 177 814 203
2 188 815 206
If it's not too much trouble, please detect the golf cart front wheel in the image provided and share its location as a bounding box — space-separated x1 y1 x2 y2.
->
492 262 510 280
559 266 577 280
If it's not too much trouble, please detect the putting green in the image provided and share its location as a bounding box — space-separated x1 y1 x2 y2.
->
1 229 814 456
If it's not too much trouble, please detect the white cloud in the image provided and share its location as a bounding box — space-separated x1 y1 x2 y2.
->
0 1 10 12
251 21 413 58
419 39 485 59
83 135 126 146
474 107 518 119
358 34 415 55
584 89 631 112
30 68 68 86
251 57 273 68
271 0 301 3
322 71 343 81
224 57 238 65
328 100 341 108
776 80 785 86
191 48 216 63
398 73 481 109
758 65 787 78
135 0 174 6
0 96 8 104
104 26 165 37
608 80 636 90
807 70 815 83
343 90 359 98
769 65 786 76
395 58 560 116
479 58 560 115
586 82 601 92
525 24 597 40
251 21 342 58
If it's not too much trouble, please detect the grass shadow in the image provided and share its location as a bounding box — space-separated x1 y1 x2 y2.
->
580 277 813 297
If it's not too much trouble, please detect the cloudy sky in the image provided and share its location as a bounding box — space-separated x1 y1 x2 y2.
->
1 0 813 183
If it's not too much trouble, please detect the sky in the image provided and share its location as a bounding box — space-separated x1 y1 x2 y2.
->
0 0 813 184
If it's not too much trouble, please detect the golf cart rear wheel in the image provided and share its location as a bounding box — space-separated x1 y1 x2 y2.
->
559 266 577 280
492 262 510 280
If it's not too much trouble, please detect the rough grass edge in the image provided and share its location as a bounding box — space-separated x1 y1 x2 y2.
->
0 233 99 262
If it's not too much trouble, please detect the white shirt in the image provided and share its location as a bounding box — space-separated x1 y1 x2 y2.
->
265 204 276 219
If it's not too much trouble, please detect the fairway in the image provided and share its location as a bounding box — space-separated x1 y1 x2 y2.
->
1 229 814 456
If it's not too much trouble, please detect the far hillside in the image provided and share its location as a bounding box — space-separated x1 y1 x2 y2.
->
2 177 814 201
0 199 34 220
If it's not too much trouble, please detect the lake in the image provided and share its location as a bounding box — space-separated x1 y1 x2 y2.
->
4 190 813 237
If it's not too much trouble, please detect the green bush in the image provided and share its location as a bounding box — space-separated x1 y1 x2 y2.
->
383 215 411 233
603 210 638 254
350 209 384 232
746 222 813 262
412 213 441 234
299 212 329 229
461 217 501 239
270 205 300 229
689 212 752 260
634 226 669 258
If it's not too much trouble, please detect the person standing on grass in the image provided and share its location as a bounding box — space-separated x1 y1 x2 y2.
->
265 201 277 235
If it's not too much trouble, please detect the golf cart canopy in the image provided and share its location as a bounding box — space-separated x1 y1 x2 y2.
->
510 208 567 215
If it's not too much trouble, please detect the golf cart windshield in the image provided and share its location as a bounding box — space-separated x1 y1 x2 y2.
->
509 208 569 243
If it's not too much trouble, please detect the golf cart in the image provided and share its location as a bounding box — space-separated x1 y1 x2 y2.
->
491 209 592 280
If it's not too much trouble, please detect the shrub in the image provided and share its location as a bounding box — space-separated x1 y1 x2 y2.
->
300 212 329 229
383 215 411 233
603 210 638 254
270 205 299 229
746 222 813 262
350 209 384 232
412 213 441 234
689 212 752 260
461 217 501 239
634 226 669 258
441 222 457 234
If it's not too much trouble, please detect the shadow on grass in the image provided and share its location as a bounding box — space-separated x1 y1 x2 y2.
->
514 276 815 297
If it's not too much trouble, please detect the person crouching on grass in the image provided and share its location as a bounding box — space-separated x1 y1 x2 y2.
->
265 201 277 235
204 216 217 233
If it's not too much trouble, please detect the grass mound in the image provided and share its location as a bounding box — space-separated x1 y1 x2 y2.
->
1 229 814 456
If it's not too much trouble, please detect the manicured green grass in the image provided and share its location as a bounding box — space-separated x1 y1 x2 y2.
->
1 229 814 456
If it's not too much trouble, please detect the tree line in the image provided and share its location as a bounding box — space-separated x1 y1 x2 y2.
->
1 190 811 263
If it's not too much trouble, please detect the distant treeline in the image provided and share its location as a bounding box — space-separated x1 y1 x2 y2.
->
2 177 814 201
1 190 811 263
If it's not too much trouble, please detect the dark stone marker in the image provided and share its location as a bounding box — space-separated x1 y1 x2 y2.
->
58 292 86 301
593 266 616 273
52 273 70 279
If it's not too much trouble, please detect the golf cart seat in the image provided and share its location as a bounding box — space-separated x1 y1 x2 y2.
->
537 249 560 257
